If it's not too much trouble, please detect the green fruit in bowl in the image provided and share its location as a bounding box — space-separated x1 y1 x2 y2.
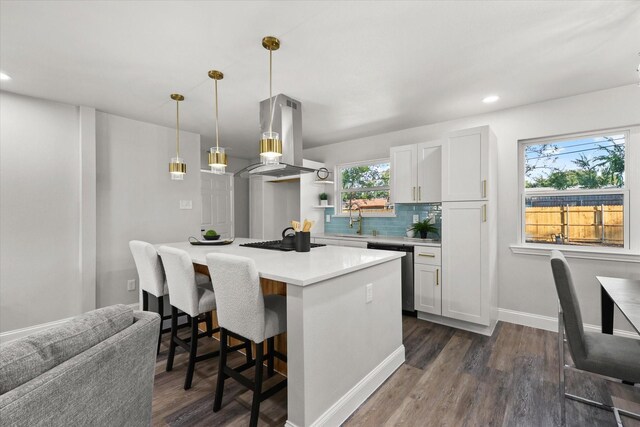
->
205 229 218 236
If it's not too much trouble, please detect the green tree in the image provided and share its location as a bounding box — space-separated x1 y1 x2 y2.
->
594 139 624 187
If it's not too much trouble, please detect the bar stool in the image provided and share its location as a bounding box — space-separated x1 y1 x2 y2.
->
206 253 287 427
129 240 212 354
158 246 251 390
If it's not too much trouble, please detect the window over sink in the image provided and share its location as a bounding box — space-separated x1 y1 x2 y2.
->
335 159 394 216
519 129 631 249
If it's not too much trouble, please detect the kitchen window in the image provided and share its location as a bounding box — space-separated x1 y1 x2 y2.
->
519 130 630 249
335 159 394 215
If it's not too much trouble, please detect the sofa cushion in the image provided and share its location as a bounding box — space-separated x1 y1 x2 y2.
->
0 304 133 395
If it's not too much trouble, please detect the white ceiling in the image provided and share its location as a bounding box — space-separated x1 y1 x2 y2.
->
1 1 639 159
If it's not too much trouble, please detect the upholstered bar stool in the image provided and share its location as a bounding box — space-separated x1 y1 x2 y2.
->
206 253 287 427
129 240 212 354
550 250 640 426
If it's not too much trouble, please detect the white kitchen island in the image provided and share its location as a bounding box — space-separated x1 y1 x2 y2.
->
157 238 405 427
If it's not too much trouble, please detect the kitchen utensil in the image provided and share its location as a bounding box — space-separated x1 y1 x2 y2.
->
295 232 311 252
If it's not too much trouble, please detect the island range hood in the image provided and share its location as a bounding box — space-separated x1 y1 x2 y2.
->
235 94 316 178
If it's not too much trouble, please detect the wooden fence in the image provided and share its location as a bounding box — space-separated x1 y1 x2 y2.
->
525 205 623 246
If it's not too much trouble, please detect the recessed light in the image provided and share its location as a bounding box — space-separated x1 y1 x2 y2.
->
0 72 11 81
482 95 499 104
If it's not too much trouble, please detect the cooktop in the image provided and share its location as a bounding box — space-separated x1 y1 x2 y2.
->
240 240 326 252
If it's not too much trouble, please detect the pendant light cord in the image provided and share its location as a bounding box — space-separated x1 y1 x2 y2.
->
215 79 220 151
175 100 180 158
269 49 273 134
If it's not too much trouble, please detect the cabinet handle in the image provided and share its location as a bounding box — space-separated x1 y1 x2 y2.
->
418 253 436 258
482 204 487 222
418 186 421 201
482 180 487 198
412 186 416 201
436 269 439 286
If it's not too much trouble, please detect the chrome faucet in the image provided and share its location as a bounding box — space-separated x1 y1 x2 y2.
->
348 203 363 235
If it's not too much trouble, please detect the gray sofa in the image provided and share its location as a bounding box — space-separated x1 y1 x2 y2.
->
0 304 160 426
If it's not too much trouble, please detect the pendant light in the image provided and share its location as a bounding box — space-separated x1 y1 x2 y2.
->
169 94 186 180
208 70 227 174
259 36 283 165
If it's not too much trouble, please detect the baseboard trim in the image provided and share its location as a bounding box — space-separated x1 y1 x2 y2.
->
299 344 405 427
417 311 497 337
498 308 639 339
0 316 75 344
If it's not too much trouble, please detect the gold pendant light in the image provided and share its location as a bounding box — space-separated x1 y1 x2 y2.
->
169 94 186 180
208 70 227 174
259 36 283 165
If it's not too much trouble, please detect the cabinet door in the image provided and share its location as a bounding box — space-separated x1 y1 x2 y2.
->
442 127 488 201
415 264 441 315
390 144 417 203
441 201 489 325
416 141 442 203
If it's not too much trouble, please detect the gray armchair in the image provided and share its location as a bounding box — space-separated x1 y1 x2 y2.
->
550 250 640 426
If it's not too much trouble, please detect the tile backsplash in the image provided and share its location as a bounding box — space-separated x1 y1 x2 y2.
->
324 203 442 238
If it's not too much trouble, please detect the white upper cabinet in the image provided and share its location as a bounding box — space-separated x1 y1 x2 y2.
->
416 141 442 203
390 144 417 203
391 140 441 203
442 126 489 201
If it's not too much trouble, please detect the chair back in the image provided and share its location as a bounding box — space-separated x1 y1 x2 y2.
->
550 250 587 361
157 246 199 317
129 240 165 297
205 253 265 343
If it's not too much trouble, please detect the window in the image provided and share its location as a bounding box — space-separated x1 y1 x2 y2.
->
520 130 629 248
336 159 393 215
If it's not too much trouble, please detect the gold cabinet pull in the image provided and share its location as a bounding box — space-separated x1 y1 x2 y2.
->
418 186 421 201
418 253 436 258
482 204 487 222
482 180 487 198
436 268 439 286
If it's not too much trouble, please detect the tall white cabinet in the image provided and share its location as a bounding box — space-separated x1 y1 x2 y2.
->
413 125 498 336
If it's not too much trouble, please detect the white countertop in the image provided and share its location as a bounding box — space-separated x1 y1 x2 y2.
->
312 233 442 247
156 238 404 287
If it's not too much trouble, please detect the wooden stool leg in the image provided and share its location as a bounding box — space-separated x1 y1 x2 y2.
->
267 337 275 377
213 328 228 412
245 338 253 364
184 316 199 390
156 295 164 354
142 290 149 311
205 312 213 338
166 306 178 371
250 342 264 427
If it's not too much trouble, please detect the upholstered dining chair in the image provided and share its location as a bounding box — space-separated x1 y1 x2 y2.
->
550 250 640 426
206 253 287 427
129 240 211 354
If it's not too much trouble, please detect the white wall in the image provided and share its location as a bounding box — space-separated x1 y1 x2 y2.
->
96 112 202 307
0 91 95 333
304 84 640 331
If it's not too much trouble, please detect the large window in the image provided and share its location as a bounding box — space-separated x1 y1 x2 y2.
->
336 159 393 215
521 131 628 248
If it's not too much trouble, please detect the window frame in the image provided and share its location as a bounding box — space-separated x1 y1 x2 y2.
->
517 128 631 251
333 158 395 217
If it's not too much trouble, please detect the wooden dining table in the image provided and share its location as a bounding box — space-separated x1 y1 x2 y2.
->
597 276 640 335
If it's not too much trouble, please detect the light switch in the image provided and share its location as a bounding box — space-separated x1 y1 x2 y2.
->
179 200 193 210
326 214 331 223
413 214 419 224
127 279 136 291
365 283 373 303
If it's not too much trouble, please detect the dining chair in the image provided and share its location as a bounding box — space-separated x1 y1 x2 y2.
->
129 240 212 354
206 253 287 427
550 250 640 426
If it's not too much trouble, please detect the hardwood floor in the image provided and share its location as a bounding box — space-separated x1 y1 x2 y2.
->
151 316 640 426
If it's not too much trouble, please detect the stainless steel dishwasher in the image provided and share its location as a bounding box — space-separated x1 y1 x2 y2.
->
366 242 415 315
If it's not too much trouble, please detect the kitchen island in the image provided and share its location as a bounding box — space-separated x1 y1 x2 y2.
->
157 238 405 427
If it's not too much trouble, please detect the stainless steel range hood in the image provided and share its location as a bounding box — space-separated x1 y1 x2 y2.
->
236 94 316 178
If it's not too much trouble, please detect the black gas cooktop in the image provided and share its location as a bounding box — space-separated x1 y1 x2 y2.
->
240 240 326 252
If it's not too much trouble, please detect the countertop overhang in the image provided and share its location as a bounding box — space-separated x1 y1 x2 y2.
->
313 233 442 247
156 238 404 287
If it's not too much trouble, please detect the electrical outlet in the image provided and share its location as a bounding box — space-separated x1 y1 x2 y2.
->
179 200 192 210
365 283 373 303
413 214 419 224
326 214 331 223
127 279 136 291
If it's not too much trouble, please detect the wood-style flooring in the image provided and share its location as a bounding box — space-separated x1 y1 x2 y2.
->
151 316 640 426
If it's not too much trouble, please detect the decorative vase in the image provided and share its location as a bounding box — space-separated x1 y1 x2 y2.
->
320 200 328 206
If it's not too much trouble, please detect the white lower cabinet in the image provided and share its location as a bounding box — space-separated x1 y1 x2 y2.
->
415 264 441 315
